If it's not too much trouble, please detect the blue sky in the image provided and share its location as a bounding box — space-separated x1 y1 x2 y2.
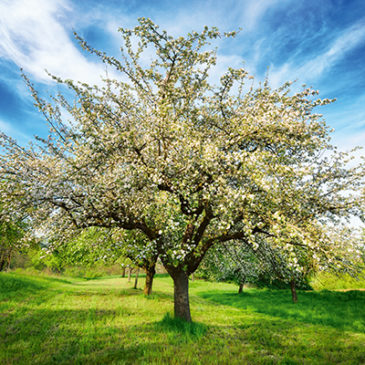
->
0 0 365 154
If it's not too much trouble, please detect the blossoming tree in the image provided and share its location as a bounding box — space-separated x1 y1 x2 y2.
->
0 185 27 271
197 241 261 293
0 18 364 321
0 217 24 271
112 229 159 295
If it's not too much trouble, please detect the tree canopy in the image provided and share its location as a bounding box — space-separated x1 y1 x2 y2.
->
0 18 364 321
0 199 27 271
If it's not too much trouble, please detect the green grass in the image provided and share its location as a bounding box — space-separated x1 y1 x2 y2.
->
310 270 365 290
0 272 364 364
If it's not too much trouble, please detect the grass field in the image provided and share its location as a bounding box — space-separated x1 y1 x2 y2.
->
0 271 364 364
310 270 365 291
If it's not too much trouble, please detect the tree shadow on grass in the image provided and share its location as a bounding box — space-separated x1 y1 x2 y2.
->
63 288 144 297
205 319 365 364
59 287 173 303
33 275 73 285
1 307 147 364
155 313 207 343
0 272 74 301
0 273 172 312
0 306 205 364
198 289 365 333
0 273 46 293
1 304 364 364
0 273 57 306
143 289 173 301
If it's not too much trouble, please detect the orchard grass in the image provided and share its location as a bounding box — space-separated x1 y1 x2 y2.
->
310 270 365 291
0 271 364 364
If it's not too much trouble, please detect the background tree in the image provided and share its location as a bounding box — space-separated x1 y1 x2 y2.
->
0 19 364 321
111 229 158 295
36 227 158 294
198 238 312 301
0 219 25 271
29 227 123 273
253 240 314 303
197 242 260 293
0 191 28 271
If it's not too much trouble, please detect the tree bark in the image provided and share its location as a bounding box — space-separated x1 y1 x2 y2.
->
171 269 191 322
290 279 298 303
144 264 155 295
7 249 12 270
134 267 139 289
121 267 126 278
0 258 5 272
238 275 246 294
238 282 244 294
0 249 6 272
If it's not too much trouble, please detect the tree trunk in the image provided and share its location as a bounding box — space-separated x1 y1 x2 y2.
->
121 267 126 278
7 249 12 270
0 249 6 272
171 269 191 322
290 279 298 303
238 276 246 294
0 258 5 272
144 264 155 295
128 266 132 282
134 268 139 289
0 247 9 272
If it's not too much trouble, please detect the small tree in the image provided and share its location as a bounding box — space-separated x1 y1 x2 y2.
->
39 227 158 294
30 227 120 273
0 197 27 271
1 19 364 321
0 219 24 271
199 239 313 300
254 241 313 302
198 242 260 293
112 229 158 295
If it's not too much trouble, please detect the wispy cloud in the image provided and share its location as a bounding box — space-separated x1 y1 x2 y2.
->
0 0 114 85
0 118 29 141
0 0 364 155
269 20 365 88
240 0 286 31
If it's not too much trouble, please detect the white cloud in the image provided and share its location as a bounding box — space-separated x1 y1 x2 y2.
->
241 0 284 31
209 53 246 85
332 130 365 151
0 118 29 141
269 21 365 88
0 0 364 156
300 22 365 79
0 0 115 85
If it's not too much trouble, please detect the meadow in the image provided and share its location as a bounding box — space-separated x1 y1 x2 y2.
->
0 271 364 364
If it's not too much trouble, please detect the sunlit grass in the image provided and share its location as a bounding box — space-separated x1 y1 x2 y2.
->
1 271 364 364
310 270 365 290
